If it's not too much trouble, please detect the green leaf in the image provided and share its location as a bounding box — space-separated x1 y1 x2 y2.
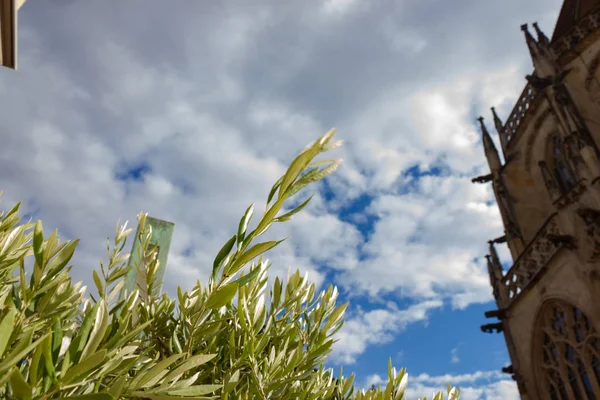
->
166 384 222 396
279 149 319 198
204 284 238 310
130 393 217 400
298 159 342 186
93 270 104 296
223 369 240 394
29 342 43 387
162 354 217 384
233 266 261 287
274 194 313 223
42 332 55 379
237 204 255 243
130 353 186 390
46 239 79 275
108 375 127 398
79 299 108 361
9 366 32 400
211 235 236 281
62 349 107 384
324 302 348 332
33 270 69 297
0 308 16 357
111 321 152 349
342 374 355 395
226 240 284 276
0 332 50 375
252 198 285 240
272 277 282 309
267 175 284 205
33 220 44 267
1 201 21 227
55 394 114 400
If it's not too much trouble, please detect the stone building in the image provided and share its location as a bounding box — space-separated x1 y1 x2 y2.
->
474 1 600 398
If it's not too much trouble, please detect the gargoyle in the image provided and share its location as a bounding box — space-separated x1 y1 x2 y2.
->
472 174 493 184
525 69 571 91
480 322 503 334
526 74 553 90
484 309 506 320
492 235 507 244
502 365 514 374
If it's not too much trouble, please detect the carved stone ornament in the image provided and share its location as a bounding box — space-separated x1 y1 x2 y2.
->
526 74 552 91
546 234 577 249
495 182 522 242
472 173 493 184
502 215 561 303
585 51 600 104
480 322 503 334
563 134 586 165
555 180 587 210
577 207 600 260
535 299 600 398
553 83 593 149
588 80 600 104
539 160 559 197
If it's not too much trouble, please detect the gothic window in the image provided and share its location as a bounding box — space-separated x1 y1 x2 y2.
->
546 135 578 194
536 299 600 399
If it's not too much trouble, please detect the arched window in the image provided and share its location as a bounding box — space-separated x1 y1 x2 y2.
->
536 299 600 399
546 135 578 194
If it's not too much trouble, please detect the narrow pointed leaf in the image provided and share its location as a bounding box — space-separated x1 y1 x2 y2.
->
204 284 238 310
166 384 222 396
130 353 186 390
237 204 255 242
33 220 44 267
0 308 17 357
62 349 107 384
9 366 32 400
46 239 79 274
55 394 114 400
233 266 262 287
79 299 108 361
274 195 313 222
211 235 236 280
93 270 104 296
226 240 283 276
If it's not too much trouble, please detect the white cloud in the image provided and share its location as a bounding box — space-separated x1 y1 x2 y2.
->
364 373 385 389
331 300 443 364
336 175 501 307
407 371 519 400
1 0 566 384
362 370 518 400
451 347 460 364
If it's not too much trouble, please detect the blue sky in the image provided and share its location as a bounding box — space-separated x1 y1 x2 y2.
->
0 0 569 398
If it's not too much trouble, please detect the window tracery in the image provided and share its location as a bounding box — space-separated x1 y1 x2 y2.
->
537 299 600 399
544 134 578 195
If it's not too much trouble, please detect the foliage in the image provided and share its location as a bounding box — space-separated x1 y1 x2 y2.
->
0 129 460 399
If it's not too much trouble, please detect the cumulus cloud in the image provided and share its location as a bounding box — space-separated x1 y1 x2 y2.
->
2 0 565 384
331 300 443 364
363 370 518 400
408 371 519 400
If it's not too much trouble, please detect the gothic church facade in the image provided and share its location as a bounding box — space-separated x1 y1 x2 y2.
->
475 1 600 398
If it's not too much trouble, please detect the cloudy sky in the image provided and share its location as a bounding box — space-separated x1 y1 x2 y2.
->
1 0 567 398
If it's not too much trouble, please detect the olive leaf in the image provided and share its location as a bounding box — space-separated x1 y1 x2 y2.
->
0 130 459 400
